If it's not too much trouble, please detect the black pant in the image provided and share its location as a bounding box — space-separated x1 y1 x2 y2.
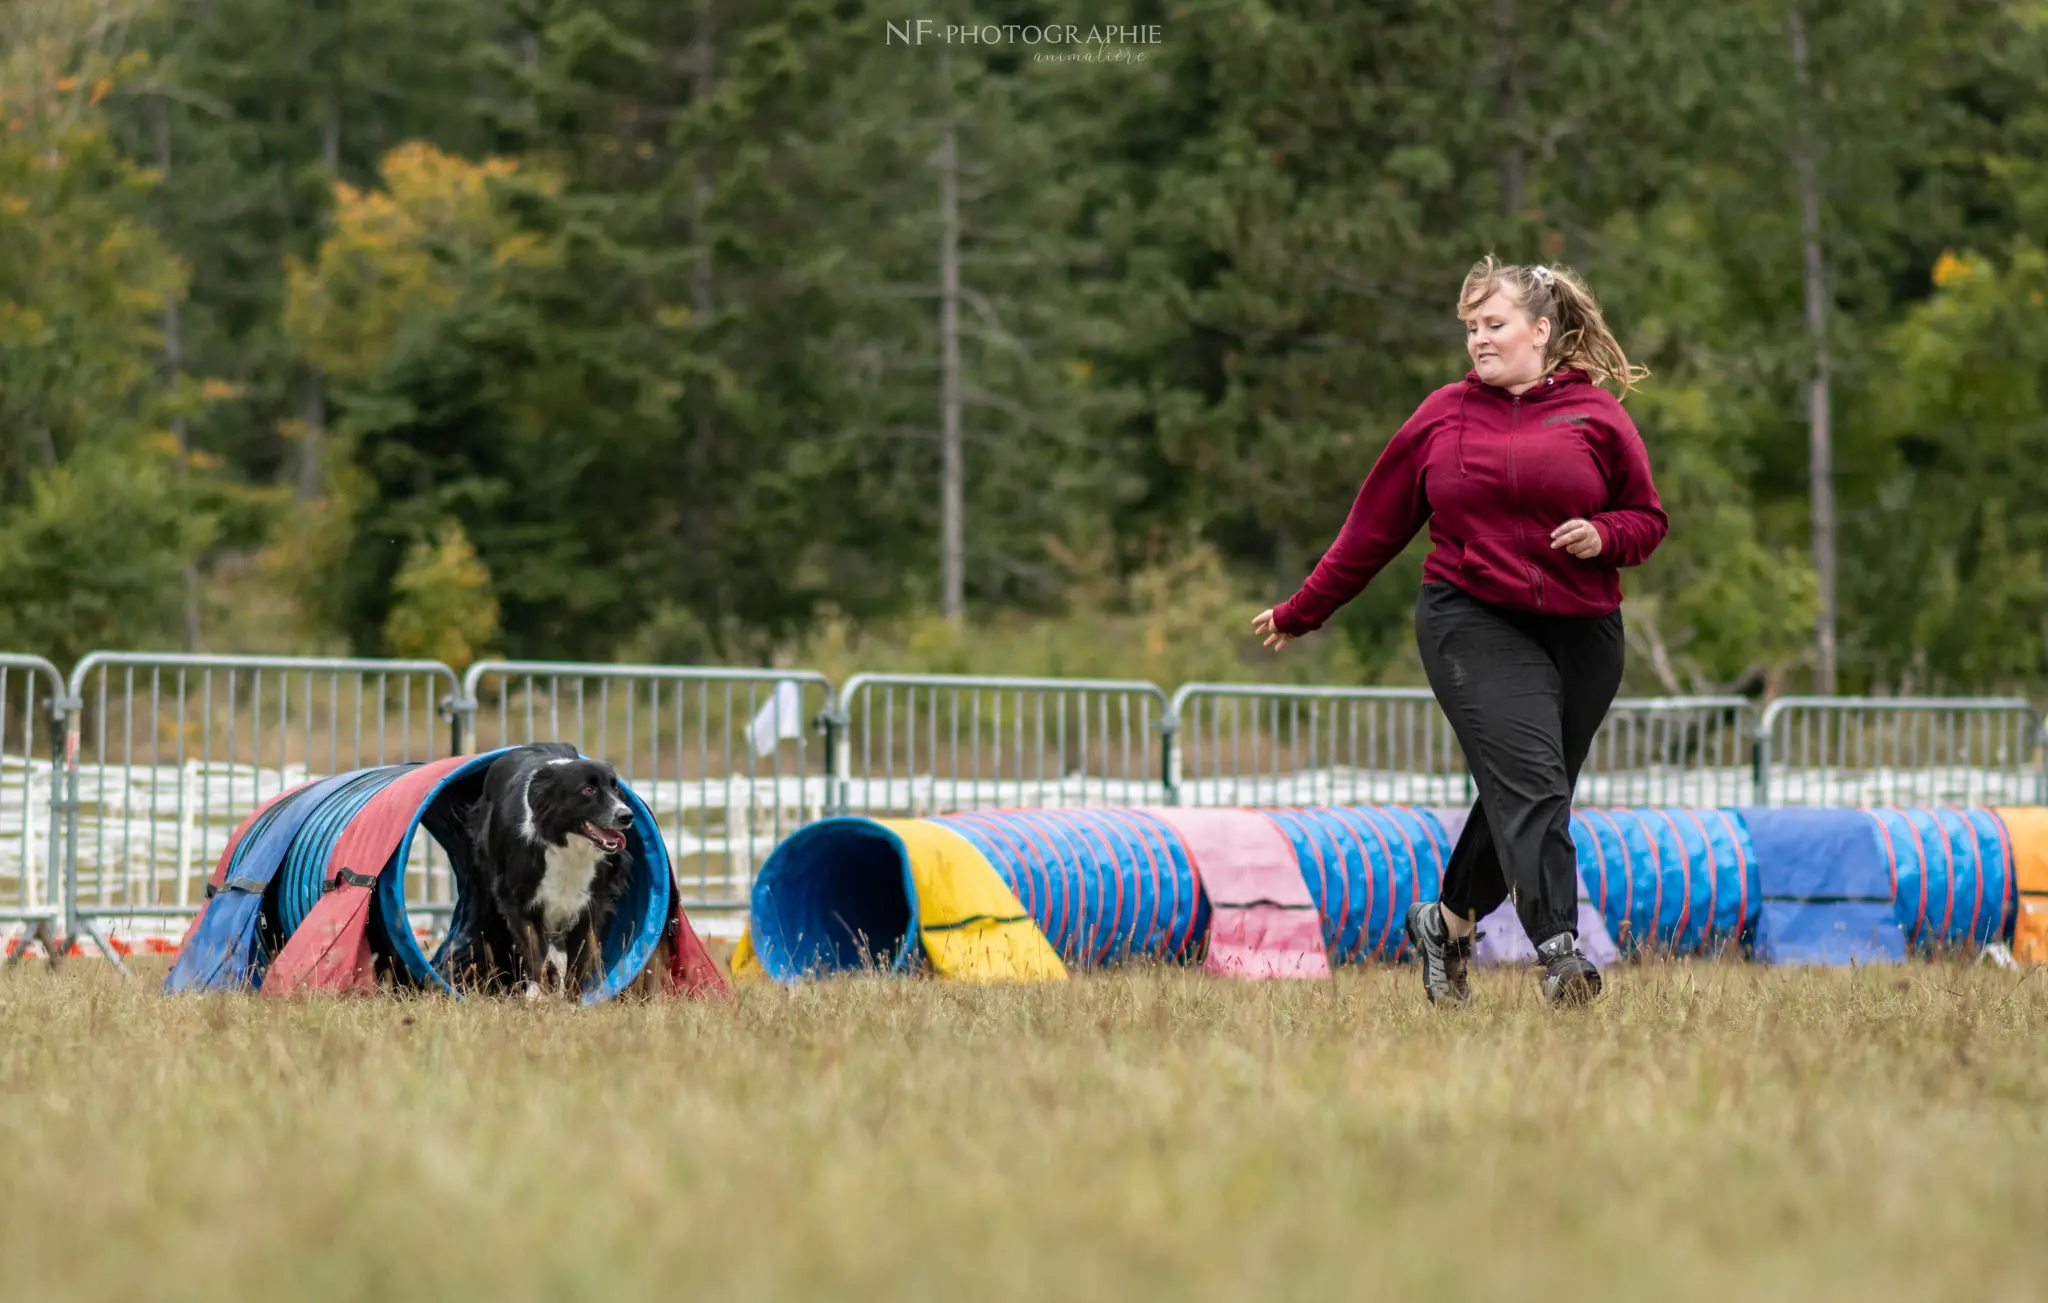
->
1415 583 1625 944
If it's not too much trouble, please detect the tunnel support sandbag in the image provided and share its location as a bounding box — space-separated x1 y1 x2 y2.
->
894 819 1066 982
264 756 483 997
166 779 315 965
1150 807 1328 980
1992 808 2048 964
165 768 395 994
730 928 763 980
656 874 732 996
1743 808 1905 965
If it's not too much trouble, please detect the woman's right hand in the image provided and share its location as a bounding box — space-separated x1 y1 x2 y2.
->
1253 608 1294 651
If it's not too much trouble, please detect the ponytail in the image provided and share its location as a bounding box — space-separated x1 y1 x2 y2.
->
1457 255 1650 400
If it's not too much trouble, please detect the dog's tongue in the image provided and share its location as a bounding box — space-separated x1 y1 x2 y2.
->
581 821 626 852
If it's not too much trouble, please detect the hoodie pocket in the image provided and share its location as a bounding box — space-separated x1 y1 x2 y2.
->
1457 535 1540 608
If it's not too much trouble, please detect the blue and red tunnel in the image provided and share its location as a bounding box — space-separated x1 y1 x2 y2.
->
742 805 2029 982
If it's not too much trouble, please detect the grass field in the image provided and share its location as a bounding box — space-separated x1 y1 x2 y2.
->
2 953 2044 1302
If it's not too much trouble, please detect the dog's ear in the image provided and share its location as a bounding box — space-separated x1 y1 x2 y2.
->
538 768 573 804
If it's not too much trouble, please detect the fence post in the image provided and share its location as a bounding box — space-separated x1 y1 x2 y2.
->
818 690 846 819
18 675 79 966
55 683 87 964
819 692 843 815
444 682 475 758
2038 710 2048 806
1159 702 1180 808
1751 710 1770 808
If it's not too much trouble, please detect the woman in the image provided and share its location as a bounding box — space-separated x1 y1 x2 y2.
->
1252 258 1665 1007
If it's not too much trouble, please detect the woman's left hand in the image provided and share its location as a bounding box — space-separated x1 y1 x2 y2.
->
1550 519 1603 560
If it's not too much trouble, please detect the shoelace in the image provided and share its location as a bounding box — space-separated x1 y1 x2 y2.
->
1541 947 1590 976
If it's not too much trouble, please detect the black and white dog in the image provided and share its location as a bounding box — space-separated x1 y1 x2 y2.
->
461 743 636 997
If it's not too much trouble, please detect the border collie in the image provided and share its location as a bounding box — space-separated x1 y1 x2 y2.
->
462 744 635 997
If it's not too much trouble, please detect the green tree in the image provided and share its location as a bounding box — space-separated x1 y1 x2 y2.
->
1856 244 2048 690
0 0 214 662
382 520 502 671
281 140 648 659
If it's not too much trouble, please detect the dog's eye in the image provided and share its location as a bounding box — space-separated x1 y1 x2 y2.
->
582 785 596 796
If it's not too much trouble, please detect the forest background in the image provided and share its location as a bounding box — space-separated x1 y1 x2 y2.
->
5 0 2048 702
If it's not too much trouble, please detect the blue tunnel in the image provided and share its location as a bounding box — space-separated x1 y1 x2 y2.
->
747 817 921 980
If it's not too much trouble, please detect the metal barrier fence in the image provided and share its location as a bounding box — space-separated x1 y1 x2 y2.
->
456 661 834 910
828 674 1171 817
1165 684 1470 808
63 653 463 963
1756 696 2048 808
0 655 68 959
1164 687 1759 809
1586 696 1755 806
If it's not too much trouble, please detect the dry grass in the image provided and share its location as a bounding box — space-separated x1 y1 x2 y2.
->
1 954 2044 1302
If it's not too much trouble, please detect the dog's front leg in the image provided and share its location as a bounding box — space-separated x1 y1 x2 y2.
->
541 930 572 996
511 917 550 999
567 916 604 993
485 870 547 996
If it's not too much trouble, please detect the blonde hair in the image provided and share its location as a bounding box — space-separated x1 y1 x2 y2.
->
1457 256 1650 400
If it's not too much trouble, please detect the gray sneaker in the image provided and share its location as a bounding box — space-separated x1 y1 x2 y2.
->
1405 901 1474 1005
1536 932 1602 1006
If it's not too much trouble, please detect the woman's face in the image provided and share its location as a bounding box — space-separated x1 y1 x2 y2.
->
1464 290 1551 390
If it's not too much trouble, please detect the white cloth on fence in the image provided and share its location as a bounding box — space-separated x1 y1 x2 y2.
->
746 681 806 758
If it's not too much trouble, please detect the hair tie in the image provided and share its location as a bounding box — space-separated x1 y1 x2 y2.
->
1531 264 1554 286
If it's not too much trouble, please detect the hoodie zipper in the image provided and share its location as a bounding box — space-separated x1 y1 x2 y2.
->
1508 395 1544 611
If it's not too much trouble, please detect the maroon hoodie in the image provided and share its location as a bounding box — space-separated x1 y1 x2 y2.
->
1272 368 1667 633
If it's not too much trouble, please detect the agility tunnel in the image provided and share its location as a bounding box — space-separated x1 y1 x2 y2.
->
1568 808 1759 957
738 803 2040 984
1262 806 1444 962
1864 808 2013 950
165 748 727 1002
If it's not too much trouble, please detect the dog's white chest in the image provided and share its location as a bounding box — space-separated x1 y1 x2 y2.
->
535 839 605 933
